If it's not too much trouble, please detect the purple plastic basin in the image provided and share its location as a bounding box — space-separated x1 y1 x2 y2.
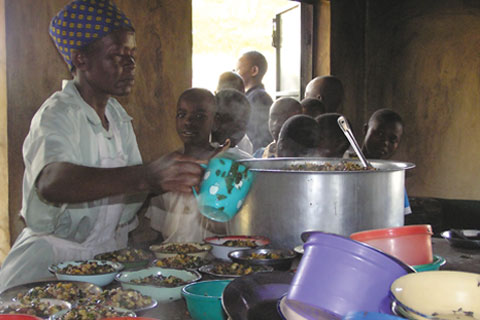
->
287 232 414 318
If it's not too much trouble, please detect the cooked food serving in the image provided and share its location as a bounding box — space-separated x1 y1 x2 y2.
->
0 299 68 318
95 248 151 263
210 262 269 276
289 161 376 171
15 282 98 302
153 254 203 269
157 243 205 254
222 239 257 247
56 305 132 320
77 287 154 310
248 252 284 260
56 261 116 275
130 274 187 287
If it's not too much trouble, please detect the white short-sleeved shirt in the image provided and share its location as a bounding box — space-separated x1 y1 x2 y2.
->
21 80 143 242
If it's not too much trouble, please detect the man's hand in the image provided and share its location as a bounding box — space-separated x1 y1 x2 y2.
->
145 152 207 194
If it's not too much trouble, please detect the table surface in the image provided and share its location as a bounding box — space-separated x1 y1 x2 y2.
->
141 236 480 319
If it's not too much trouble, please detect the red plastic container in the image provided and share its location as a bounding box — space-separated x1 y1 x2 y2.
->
350 225 433 266
0 316 42 320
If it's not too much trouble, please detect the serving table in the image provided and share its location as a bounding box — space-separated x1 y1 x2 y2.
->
139 236 480 319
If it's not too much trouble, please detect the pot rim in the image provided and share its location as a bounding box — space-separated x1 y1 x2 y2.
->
238 157 415 173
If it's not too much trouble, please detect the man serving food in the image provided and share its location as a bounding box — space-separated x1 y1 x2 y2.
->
0 0 204 290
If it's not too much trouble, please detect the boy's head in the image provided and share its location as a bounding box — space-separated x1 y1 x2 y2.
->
315 113 350 158
301 98 326 118
212 89 251 147
216 71 245 93
176 88 216 147
362 108 404 159
276 115 321 158
268 97 302 142
235 51 268 90
304 75 344 112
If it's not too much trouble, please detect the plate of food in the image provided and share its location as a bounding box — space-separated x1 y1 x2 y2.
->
94 248 153 269
50 305 135 320
0 299 71 319
149 242 212 259
48 260 124 287
0 280 102 304
204 235 270 261
150 254 205 269
228 248 297 271
77 287 157 313
198 262 273 278
115 267 201 302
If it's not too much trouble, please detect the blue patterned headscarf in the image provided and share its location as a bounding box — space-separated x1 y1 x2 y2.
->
49 0 134 70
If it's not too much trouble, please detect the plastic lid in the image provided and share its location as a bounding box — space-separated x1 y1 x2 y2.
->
350 224 433 241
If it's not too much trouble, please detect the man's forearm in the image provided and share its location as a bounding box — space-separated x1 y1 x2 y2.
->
37 162 149 204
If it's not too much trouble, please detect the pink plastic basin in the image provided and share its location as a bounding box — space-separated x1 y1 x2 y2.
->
350 224 433 266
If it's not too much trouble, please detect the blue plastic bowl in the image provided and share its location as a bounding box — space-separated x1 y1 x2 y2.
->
182 280 232 320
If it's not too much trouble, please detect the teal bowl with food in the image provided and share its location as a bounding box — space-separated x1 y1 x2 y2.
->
193 157 254 222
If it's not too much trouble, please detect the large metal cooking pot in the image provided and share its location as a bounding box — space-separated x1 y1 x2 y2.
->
228 158 415 249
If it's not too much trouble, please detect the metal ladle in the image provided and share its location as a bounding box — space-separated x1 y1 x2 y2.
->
337 115 373 169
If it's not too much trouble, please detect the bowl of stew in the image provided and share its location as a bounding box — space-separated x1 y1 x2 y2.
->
115 267 201 302
48 260 124 287
228 248 297 271
149 242 212 260
203 235 270 261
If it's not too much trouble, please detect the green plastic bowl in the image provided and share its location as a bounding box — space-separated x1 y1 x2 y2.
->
412 255 446 272
181 280 232 320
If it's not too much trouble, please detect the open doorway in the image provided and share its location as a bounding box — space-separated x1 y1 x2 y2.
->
192 0 295 98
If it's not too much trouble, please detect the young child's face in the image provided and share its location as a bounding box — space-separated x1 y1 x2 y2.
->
212 111 248 147
276 139 320 157
176 97 215 147
363 119 403 159
269 106 301 142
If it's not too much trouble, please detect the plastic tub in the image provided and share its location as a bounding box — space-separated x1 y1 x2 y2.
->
350 225 433 265
412 255 446 272
287 231 413 318
182 280 231 320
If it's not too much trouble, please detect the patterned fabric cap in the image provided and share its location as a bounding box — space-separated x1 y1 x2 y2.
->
49 0 134 70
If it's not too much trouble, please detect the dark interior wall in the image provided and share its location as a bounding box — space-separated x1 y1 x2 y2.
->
4 0 190 244
330 0 480 200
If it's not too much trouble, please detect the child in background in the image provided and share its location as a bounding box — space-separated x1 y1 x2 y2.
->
304 75 344 113
276 114 321 157
146 88 226 242
301 97 326 118
216 71 245 93
255 97 302 158
315 113 350 158
212 89 253 157
355 108 411 214
361 108 404 160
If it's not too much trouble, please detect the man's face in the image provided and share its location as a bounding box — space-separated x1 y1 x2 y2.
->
82 30 136 96
176 98 215 146
363 120 403 159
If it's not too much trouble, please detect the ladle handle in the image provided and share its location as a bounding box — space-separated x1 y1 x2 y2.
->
337 116 371 168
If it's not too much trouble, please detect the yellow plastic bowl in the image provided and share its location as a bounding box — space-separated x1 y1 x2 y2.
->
391 271 480 320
